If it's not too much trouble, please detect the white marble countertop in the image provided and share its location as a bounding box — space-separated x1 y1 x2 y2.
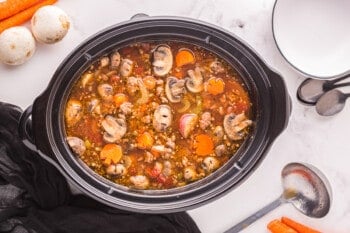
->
1 1 349 232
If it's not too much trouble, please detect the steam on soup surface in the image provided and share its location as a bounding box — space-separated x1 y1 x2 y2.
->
64 41 253 190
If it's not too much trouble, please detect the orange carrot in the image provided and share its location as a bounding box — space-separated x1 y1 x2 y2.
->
143 76 156 90
0 0 57 34
100 144 123 166
194 134 214 156
0 0 44 21
175 49 195 67
113 93 128 107
281 217 321 233
206 77 225 95
137 132 154 149
268 219 298 233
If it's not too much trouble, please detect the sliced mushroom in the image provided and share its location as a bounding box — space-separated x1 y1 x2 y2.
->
65 100 83 126
223 113 252 140
136 78 149 105
81 73 94 88
165 76 186 103
130 175 149 189
67 136 86 156
119 102 133 115
87 98 101 114
97 83 114 101
110 51 121 70
153 105 172 132
185 67 204 93
199 111 212 130
101 115 127 143
215 144 227 157
202 156 220 172
152 45 173 76
126 76 139 95
122 156 132 168
120 58 134 77
179 113 198 138
210 60 225 74
100 56 110 68
213 126 224 139
106 164 126 176
184 167 197 181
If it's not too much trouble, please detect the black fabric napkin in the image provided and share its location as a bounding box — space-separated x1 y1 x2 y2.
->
0 102 201 233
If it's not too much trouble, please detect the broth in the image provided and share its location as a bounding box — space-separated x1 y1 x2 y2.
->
64 41 253 190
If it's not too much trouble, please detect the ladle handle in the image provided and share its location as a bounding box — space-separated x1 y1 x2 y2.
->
224 197 284 233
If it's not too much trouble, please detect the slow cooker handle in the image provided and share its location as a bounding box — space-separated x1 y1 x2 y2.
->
19 105 67 174
18 105 37 151
268 70 292 141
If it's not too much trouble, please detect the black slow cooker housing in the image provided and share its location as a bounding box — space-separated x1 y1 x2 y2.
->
19 15 290 213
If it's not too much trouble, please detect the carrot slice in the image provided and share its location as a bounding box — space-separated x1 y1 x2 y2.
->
175 49 195 67
143 76 156 90
113 93 128 107
194 134 214 156
281 217 321 233
268 219 298 233
100 144 123 166
0 0 57 34
0 0 44 21
206 77 225 95
137 132 154 149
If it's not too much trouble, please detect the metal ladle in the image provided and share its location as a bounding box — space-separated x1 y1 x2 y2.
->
315 89 350 116
225 163 332 233
297 75 350 105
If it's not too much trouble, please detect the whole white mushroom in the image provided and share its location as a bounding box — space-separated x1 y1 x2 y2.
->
0 26 36 65
31 5 70 44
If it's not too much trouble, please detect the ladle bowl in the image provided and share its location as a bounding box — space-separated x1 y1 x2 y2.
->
225 162 332 233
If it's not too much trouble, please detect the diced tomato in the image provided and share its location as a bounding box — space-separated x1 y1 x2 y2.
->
134 66 144 76
145 167 159 179
233 101 249 114
110 75 120 83
128 166 137 176
119 47 133 56
75 117 103 145
156 174 174 188
141 43 151 52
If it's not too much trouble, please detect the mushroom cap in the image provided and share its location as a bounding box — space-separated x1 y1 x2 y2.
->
0 26 36 65
152 45 173 76
67 136 86 156
153 104 173 132
165 76 186 103
31 6 70 44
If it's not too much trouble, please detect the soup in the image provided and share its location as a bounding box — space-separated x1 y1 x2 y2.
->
64 41 253 190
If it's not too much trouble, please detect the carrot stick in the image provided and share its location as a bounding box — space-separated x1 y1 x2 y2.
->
0 0 44 21
268 219 298 233
0 0 57 34
281 217 321 233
